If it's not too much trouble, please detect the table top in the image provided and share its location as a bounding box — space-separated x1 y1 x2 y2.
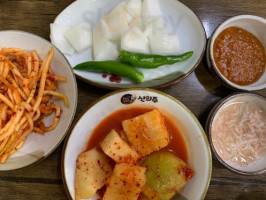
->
0 0 265 199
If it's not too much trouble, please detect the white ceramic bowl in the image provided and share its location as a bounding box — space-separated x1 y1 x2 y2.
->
52 0 206 89
207 15 266 91
62 88 212 200
206 93 266 175
0 30 78 171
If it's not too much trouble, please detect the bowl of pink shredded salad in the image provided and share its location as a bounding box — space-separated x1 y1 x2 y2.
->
206 93 266 175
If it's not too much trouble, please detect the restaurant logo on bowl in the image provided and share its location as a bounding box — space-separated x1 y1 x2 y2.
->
121 94 137 104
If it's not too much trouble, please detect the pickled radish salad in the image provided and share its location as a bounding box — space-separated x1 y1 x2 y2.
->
211 97 266 167
50 0 193 83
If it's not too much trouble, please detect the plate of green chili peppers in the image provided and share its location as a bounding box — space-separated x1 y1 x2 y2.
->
53 0 206 89
74 50 194 84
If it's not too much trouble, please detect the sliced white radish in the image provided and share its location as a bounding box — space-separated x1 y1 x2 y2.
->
64 22 92 52
50 23 75 55
149 32 180 55
143 18 180 55
93 19 112 59
127 0 142 30
104 5 132 41
94 41 119 61
142 0 162 28
143 18 164 37
126 0 142 18
121 27 150 54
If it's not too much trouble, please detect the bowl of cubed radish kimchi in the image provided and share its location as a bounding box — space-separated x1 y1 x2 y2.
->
62 88 212 200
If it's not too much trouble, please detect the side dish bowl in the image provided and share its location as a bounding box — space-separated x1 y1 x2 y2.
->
0 30 78 171
206 93 266 175
62 88 212 200
207 15 266 91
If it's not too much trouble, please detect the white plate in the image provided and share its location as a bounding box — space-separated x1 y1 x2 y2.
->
62 88 212 200
52 0 206 89
0 30 78 171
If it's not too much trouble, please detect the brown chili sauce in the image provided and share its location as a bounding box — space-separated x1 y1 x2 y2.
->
213 26 266 85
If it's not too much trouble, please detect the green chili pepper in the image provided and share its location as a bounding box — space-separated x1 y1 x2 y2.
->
119 50 194 69
74 61 144 83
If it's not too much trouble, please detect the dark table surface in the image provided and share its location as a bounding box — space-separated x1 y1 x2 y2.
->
0 0 265 199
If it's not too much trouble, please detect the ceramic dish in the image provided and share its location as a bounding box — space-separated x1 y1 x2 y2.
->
52 0 206 89
206 93 266 175
206 15 266 91
62 88 212 200
0 30 78 171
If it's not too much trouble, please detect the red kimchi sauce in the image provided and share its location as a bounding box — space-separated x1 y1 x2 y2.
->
86 107 188 163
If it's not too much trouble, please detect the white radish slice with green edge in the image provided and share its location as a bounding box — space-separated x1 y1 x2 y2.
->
64 22 92 53
50 23 75 55
121 27 150 54
94 41 119 61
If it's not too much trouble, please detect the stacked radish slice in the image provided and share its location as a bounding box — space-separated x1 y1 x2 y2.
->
50 22 92 54
50 0 180 60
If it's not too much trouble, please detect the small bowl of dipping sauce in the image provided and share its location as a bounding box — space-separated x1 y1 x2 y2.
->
206 93 266 175
207 15 266 91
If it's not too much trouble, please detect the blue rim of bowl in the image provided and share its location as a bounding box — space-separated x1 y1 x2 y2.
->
0 30 78 171
53 0 207 90
206 92 266 175
61 88 212 200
